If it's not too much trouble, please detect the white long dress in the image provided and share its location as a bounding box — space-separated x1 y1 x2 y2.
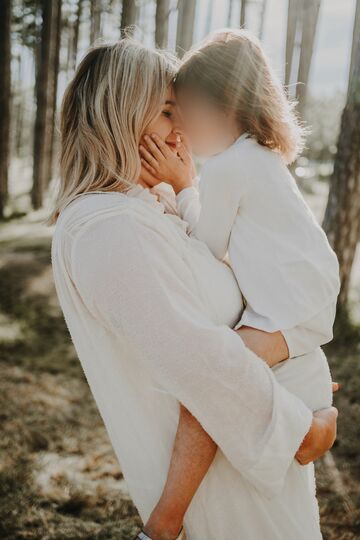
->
51 186 333 540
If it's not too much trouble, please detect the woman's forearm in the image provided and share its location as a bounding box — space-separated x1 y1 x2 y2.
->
143 328 290 538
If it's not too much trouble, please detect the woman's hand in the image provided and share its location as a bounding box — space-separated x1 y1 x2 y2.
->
139 133 195 194
296 382 339 465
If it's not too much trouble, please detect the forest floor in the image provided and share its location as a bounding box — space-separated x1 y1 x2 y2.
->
0 195 359 539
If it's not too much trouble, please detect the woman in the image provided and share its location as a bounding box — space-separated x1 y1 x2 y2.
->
50 39 337 540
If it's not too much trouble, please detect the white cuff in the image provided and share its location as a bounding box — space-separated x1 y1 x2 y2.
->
242 382 313 498
176 185 199 204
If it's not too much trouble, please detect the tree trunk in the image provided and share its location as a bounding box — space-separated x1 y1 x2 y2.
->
296 0 321 117
348 0 360 99
240 0 247 27
90 0 101 44
121 0 137 35
322 23 360 314
31 0 61 210
0 0 11 219
44 0 62 188
155 0 169 48
285 0 300 88
176 0 196 58
258 0 268 39
71 0 82 70
227 0 234 26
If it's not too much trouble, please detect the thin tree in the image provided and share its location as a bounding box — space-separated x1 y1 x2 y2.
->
296 0 321 116
176 0 196 58
31 0 62 209
348 0 360 98
323 4 360 316
258 0 268 39
285 0 300 88
90 0 102 44
240 0 247 27
0 0 11 219
205 0 214 34
70 0 83 72
44 0 62 188
121 0 137 35
155 0 169 48
227 0 234 26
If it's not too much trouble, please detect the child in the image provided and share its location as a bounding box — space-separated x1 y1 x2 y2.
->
139 28 340 539
140 28 340 361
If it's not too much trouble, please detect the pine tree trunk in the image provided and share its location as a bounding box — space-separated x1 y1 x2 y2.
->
121 0 137 35
240 0 247 27
296 0 321 116
285 0 301 88
176 0 196 58
348 0 360 98
258 0 268 39
90 0 101 44
205 0 213 34
0 0 11 219
44 0 62 188
227 0 234 26
31 0 61 209
155 0 169 48
67 0 83 72
323 29 360 314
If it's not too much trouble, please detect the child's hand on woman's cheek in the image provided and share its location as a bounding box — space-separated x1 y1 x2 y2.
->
175 130 197 179
139 133 195 194
138 161 163 188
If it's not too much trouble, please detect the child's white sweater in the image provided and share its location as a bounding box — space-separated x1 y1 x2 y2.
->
176 133 340 358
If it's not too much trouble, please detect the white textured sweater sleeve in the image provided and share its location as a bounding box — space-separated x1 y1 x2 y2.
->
72 210 313 498
176 160 242 261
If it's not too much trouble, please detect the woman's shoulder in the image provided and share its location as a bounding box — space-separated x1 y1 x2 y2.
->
55 190 160 237
54 190 182 267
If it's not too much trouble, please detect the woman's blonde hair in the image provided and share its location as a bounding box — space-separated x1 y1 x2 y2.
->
174 28 306 164
47 38 178 225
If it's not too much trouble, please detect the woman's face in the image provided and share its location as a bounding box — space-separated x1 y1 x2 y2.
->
176 89 240 157
143 86 181 152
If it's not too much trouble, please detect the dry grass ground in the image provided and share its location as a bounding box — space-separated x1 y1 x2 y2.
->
0 211 359 539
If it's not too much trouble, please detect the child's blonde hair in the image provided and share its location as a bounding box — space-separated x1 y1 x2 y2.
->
47 38 178 225
174 28 306 164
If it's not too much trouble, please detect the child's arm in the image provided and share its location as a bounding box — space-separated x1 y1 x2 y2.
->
140 134 243 261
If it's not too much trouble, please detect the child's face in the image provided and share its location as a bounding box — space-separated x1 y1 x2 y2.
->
176 89 240 157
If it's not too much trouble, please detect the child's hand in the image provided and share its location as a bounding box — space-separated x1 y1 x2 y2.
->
138 159 163 189
139 133 195 194
176 131 197 180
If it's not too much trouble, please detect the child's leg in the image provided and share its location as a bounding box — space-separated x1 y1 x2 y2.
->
141 329 288 540
143 403 217 540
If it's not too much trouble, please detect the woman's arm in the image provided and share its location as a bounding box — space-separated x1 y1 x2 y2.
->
143 400 338 540
74 210 314 495
142 328 336 540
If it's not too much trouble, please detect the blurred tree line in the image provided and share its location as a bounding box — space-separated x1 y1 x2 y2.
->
0 0 359 323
